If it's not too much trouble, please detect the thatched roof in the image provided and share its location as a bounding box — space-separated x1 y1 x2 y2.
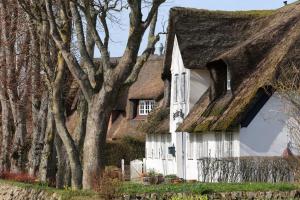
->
162 7 274 80
66 55 164 112
128 55 164 100
176 2 300 133
137 107 170 135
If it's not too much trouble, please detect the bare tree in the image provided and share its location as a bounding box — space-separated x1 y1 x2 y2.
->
17 0 165 189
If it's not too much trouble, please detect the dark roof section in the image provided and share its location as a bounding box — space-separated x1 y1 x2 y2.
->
162 7 274 80
177 2 300 133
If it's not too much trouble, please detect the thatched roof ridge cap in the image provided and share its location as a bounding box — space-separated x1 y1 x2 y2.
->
169 6 275 18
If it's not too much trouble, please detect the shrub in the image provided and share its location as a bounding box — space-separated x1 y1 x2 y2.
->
0 171 36 184
105 136 145 166
92 167 122 199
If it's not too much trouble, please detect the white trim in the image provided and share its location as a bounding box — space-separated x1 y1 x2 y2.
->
139 100 155 116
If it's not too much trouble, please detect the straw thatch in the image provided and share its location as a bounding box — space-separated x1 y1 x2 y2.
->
107 55 166 139
128 55 164 100
175 2 300 133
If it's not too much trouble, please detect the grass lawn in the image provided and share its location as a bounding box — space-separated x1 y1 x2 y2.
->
119 182 300 195
0 179 99 200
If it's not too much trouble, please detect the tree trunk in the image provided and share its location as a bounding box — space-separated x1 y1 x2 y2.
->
82 93 116 189
52 51 82 189
55 134 70 188
11 105 27 173
73 92 88 155
29 92 48 176
39 108 55 183
0 99 13 172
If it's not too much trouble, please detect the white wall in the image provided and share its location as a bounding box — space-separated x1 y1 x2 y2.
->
185 132 239 180
240 93 295 157
189 69 211 109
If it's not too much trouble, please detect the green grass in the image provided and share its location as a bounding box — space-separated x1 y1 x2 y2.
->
0 179 99 200
119 182 300 195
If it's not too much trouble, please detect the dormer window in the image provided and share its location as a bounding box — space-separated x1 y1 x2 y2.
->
227 67 231 91
139 100 155 115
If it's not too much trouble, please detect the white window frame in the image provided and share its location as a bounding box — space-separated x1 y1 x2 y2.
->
181 72 186 103
174 74 179 103
139 100 155 115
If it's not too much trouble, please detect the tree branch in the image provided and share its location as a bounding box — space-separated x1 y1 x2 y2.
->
45 0 93 102
70 1 96 88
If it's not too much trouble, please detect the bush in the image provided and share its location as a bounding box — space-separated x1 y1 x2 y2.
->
0 171 36 184
105 136 145 166
198 157 297 183
92 167 122 199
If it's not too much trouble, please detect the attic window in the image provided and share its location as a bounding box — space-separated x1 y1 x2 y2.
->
139 100 155 115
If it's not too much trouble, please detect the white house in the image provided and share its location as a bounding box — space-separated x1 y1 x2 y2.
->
145 4 300 182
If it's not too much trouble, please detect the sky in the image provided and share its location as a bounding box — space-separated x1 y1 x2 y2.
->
97 0 298 57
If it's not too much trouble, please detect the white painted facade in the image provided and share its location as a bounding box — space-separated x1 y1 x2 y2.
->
144 36 295 181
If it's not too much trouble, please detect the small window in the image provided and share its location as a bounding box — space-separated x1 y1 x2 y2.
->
227 67 231 91
139 100 155 115
181 72 186 103
174 74 179 103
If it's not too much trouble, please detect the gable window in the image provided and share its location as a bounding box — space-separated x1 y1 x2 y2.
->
181 72 186 103
174 74 179 103
139 100 155 115
227 67 231 91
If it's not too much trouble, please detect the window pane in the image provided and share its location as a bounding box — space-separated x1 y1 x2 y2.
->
181 73 186 103
174 74 179 103
139 100 155 115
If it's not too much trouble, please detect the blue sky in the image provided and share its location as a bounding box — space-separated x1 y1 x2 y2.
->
99 0 298 57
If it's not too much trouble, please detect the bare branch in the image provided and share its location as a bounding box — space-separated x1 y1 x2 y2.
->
45 0 93 102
